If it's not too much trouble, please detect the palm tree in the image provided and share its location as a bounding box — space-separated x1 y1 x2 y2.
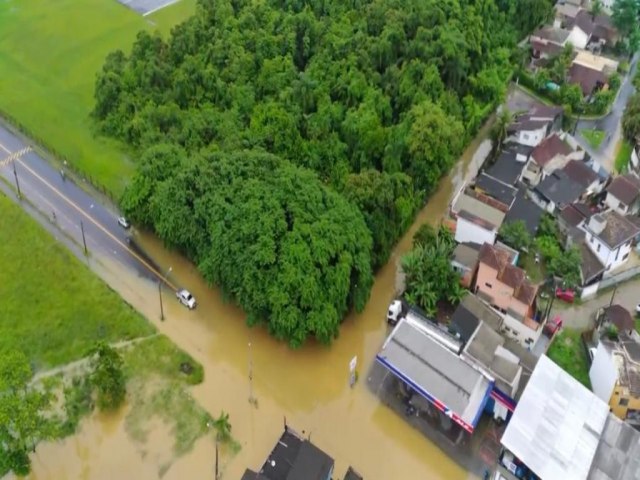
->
491 107 513 152
590 0 603 21
213 411 232 441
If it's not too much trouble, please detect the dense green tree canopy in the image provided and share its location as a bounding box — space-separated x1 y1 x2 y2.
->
123 149 373 346
96 0 542 344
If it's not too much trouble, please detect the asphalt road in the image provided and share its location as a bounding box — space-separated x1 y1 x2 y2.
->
575 52 639 168
0 123 172 289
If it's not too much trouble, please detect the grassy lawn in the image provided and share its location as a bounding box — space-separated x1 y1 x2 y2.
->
0 192 154 370
615 140 633 173
580 129 606 149
636 318 640 334
547 328 591 388
518 252 545 284
0 0 196 197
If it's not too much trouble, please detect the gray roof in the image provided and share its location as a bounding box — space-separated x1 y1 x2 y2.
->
580 241 605 283
453 193 506 229
588 414 640 480
452 243 480 270
486 145 531 185
377 316 492 426
504 189 544 235
501 355 610 480
533 26 571 44
535 170 586 208
464 322 522 396
461 293 504 331
475 173 518 207
586 210 640 249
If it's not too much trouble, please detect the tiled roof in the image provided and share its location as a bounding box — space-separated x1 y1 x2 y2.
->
532 26 571 44
587 211 640 249
606 173 640 206
563 159 598 188
579 241 605 283
478 243 538 306
531 134 573 167
535 170 586 208
602 304 634 332
568 62 608 96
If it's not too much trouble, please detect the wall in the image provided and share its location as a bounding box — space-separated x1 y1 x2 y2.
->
581 263 640 299
455 216 497 245
567 26 589 50
475 264 514 312
585 231 633 271
515 127 546 147
502 313 542 348
605 192 629 215
589 342 618 402
521 159 542 186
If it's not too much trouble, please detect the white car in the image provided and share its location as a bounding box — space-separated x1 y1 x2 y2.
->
117 216 130 229
176 289 196 310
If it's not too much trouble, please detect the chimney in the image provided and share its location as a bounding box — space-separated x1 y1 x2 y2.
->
589 213 607 235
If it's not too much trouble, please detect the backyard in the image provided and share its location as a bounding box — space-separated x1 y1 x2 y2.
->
0 0 196 197
0 192 231 474
546 328 591 388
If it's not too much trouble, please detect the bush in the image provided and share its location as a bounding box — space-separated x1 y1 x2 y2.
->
90 342 126 411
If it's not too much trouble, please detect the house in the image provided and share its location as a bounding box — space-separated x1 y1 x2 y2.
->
605 172 640 215
562 159 604 196
554 3 581 26
485 144 533 186
558 202 596 236
520 133 578 186
375 313 493 436
497 354 640 480
590 330 640 428
530 26 587 58
451 243 481 288
503 189 544 236
507 104 563 148
531 169 587 213
581 210 640 272
242 426 335 480
474 243 543 348
450 189 507 246
451 293 504 342
579 240 607 285
566 9 619 46
474 172 518 209
568 52 618 96
596 304 636 335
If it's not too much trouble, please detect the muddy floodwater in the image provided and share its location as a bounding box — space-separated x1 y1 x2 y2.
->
15 128 493 480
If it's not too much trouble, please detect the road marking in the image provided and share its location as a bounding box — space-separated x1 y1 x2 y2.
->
0 140 176 290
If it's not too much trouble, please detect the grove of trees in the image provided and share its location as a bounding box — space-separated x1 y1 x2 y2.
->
94 0 553 345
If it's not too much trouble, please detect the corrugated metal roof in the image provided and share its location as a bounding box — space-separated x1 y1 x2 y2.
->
588 413 640 480
501 355 609 480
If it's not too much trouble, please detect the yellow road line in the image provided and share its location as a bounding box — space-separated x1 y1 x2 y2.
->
0 140 176 290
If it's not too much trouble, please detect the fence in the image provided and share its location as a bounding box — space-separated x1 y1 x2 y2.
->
581 265 640 300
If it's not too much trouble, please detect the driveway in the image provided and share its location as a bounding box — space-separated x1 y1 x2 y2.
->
574 52 639 171
551 276 640 331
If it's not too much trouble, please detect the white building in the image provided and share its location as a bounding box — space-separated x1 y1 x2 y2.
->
451 190 506 246
581 211 640 273
604 172 640 215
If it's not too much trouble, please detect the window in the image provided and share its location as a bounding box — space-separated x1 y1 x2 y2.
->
619 398 629 407
616 248 620 261
485 282 492 288
590 236 595 244
523 133 530 140
623 253 629 261
597 244 601 252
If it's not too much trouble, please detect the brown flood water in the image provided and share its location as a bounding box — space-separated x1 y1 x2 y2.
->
16 129 493 480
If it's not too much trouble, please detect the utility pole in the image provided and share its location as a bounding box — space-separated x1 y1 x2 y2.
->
1 147 31 198
159 266 172 321
214 437 219 479
80 220 88 255
608 284 618 308
248 341 256 407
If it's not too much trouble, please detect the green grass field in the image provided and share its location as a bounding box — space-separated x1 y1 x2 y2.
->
0 0 196 197
547 328 591 388
580 129 606 150
0 192 154 369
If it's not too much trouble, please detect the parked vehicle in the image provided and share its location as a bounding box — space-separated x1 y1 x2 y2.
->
544 315 563 337
117 216 130 229
588 347 597 362
636 303 640 316
176 289 197 309
387 300 404 326
555 286 575 304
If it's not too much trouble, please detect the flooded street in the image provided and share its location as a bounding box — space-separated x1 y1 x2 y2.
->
15 122 494 480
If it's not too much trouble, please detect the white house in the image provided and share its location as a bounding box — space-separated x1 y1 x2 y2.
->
604 172 640 215
520 133 582 186
566 24 590 49
451 190 506 246
581 211 640 273
507 121 548 147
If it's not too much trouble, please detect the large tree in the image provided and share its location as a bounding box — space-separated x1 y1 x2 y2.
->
95 0 544 344
623 93 640 142
0 350 52 476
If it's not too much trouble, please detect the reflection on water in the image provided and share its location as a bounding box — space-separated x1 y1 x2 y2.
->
16 120 493 480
